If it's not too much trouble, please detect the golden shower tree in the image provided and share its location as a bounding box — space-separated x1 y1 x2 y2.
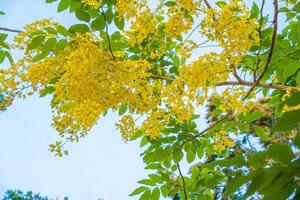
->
1 0 300 199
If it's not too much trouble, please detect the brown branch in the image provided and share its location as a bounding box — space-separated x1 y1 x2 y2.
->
177 162 188 200
243 0 278 100
0 27 22 33
216 81 298 91
232 65 243 83
150 75 297 91
181 0 279 144
183 112 232 145
150 75 174 81
100 10 116 61
203 0 213 9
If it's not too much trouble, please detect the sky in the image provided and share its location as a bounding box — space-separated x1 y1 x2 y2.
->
0 0 283 199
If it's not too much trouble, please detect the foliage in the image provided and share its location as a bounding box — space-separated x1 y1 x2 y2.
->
3 190 49 200
1 0 300 199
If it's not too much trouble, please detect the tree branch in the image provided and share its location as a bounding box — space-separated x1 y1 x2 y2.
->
150 75 298 91
232 65 243 83
243 0 278 100
202 0 213 9
181 0 279 145
100 9 116 61
216 80 298 91
0 27 22 33
177 162 188 200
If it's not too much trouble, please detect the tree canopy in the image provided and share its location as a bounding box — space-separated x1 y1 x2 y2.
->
1 0 300 199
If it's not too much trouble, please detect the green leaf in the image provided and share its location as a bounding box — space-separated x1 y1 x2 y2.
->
5 51 13 65
197 146 204 159
0 51 5 64
118 104 127 115
105 9 114 24
244 111 262 122
206 154 246 168
151 188 160 200
281 58 300 81
173 55 180 67
172 148 183 162
296 71 300 85
0 33 8 41
57 0 71 12
289 22 300 43
149 174 163 183
70 1 81 12
27 35 46 50
57 25 69 36
40 86 55 97
215 1 227 7
56 39 68 50
293 131 300 147
253 125 270 141
250 2 259 19
272 110 300 132
0 40 9 49
140 136 149 147
164 1 176 7
186 150 196 163
114 17 125 30
0 11 5 15
160 185 169 197
68 24 90 33
75 8 90 22
138 179 156 186
129 186 149 196
247 151 267 169
224 171 257 196
44 27 57 34
268 143 295 164
91 16 105 31
139 190 151 200
42 37 57 53
46 0 57 3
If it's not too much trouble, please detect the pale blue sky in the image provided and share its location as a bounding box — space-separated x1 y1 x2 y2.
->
0 0 283 199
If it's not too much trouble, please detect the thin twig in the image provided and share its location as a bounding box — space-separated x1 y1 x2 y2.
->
100 9 116 61
203 0 213 9
0 27 22 33
253 0 266 81
232 65 243 83
150 75 298 91
181 0 279 144
216 80 298 91
243 0 278 100
177 162 188 200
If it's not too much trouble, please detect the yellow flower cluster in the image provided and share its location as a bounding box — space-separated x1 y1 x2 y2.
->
178 53 229 102
115 0 146 20
116 115 136 140
165 0 198 38
125 8 169 59
212 130 235 153
2 31 164 140
81 0 101 9
126 9 157 45
283 104 300 112
200 0 259 63
165 11 192 39
219 87 249 114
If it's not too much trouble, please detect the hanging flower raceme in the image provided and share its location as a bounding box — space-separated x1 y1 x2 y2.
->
200 0 259 64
